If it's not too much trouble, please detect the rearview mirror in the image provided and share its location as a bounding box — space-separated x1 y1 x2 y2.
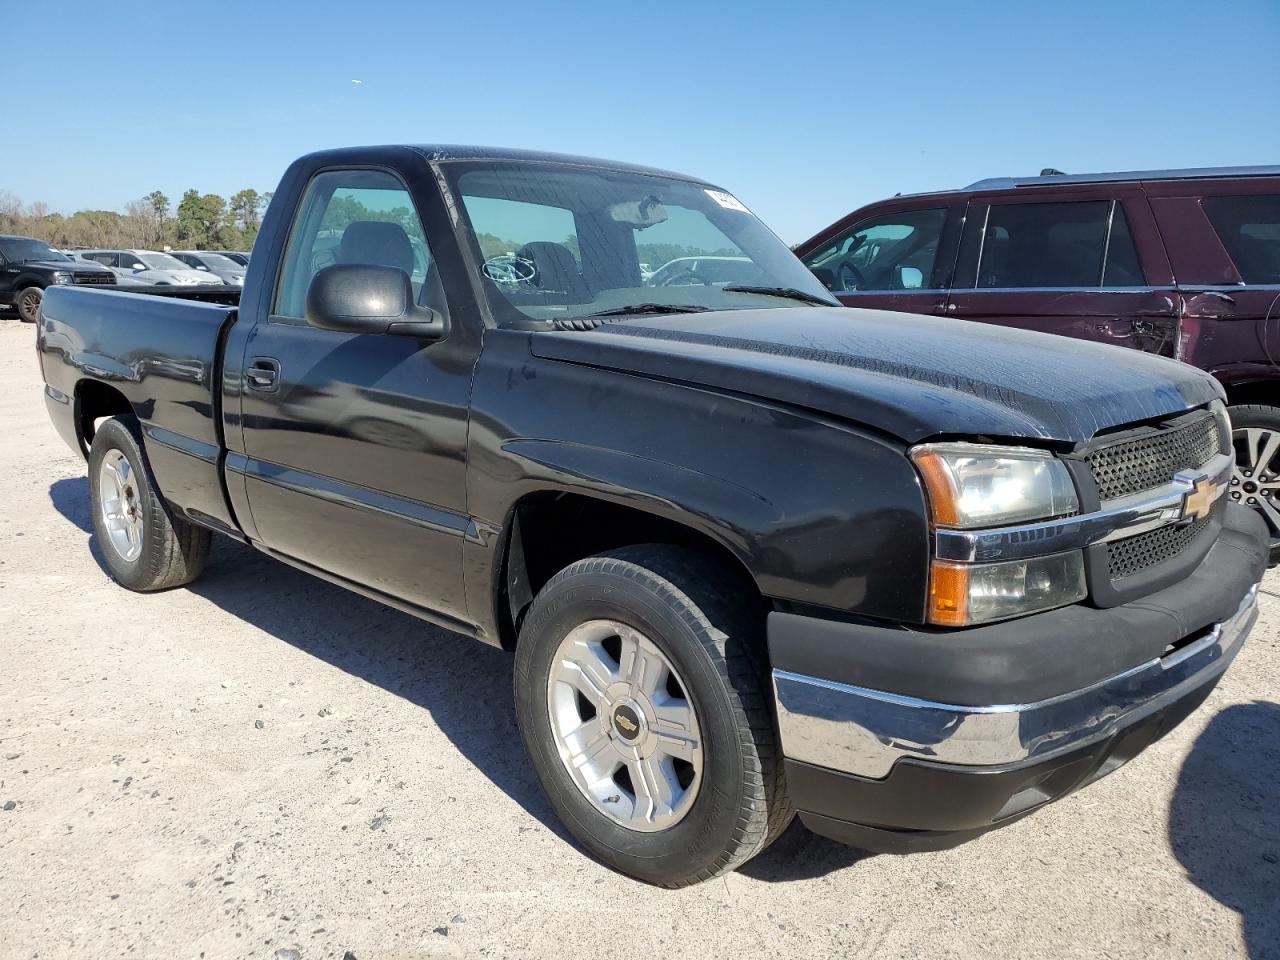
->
304 263 447 340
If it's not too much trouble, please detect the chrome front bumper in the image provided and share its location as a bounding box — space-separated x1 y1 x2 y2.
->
773 583 1259 780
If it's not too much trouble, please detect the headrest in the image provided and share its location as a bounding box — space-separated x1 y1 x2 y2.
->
339 221 413 274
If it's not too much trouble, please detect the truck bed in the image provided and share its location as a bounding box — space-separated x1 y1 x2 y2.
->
39 285 241 531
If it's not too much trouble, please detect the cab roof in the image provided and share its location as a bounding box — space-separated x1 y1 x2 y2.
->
297 144 715 186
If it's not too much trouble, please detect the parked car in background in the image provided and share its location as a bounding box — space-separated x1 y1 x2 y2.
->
169 250 246 285
75 249 223 286
36 144 1265 887
797 166 1280 552
646 254 765 287
0 234 115 322
215 251 251 266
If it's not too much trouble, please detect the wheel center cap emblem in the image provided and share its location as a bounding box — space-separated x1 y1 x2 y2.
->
612 704 642 741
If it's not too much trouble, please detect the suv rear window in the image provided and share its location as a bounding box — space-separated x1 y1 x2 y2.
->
976 200 1143 288
1203 194 1280 284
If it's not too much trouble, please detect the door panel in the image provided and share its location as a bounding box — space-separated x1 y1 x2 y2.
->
238 320 473 619
945 193 1178 356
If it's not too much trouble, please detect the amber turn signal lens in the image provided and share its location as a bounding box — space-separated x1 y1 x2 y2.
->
928 560 970 626
912 449 960 527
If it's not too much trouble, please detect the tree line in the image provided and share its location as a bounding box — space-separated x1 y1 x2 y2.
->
0 188 272 252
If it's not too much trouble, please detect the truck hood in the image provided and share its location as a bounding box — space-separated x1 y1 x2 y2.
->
24 259 109 273
529 306 1222 444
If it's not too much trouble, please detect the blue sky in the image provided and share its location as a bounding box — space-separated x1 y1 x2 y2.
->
6 0 1279 243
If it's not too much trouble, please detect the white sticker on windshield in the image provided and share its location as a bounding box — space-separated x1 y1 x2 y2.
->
705 189 750 213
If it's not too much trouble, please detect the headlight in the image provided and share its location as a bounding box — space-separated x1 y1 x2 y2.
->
911 442 1078 528
912 442 1085 626
929 552 1087 626
51 272 73 284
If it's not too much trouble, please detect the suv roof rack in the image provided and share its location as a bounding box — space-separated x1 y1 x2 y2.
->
963 165 1280 191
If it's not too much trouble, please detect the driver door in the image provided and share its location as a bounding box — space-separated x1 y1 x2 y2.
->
800 202 963 316
234 167 476 624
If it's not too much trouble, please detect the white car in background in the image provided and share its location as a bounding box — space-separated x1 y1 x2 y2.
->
75 249 222 286
169 250 246 286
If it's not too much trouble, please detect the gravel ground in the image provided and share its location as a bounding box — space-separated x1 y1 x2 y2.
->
0 318 1277 960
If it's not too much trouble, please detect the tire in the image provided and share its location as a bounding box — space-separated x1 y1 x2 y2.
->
16 286 42 324
513 544 792 887
87 416 212 591
1228 404 1280 563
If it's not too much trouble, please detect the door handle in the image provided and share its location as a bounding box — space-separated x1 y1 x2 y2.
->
246 357 280 392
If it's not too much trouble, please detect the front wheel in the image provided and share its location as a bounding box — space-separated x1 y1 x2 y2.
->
513 545 792 887
1229 404 1280 562
88 417 211 591
16 286 42 323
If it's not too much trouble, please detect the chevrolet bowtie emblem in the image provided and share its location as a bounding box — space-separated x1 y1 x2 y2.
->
1181 476 1219 522
614 714 638 733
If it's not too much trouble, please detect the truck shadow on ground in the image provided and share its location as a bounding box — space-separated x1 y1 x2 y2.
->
49 476 869 885
1169 700 1280 959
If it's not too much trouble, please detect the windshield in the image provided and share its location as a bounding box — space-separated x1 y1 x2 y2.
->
0 237 69 263
446 162 837 325
192 253 241 271
140 252 192 271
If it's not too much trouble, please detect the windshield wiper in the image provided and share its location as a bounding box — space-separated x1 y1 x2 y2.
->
586 303 712 318
721 285 837 306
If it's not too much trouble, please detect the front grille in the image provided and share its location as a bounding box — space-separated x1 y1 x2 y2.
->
72 272 115 286
1106 516 1213 580
1088 413 1222 502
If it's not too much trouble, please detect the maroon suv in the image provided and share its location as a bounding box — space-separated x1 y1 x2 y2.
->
797 166 1280 550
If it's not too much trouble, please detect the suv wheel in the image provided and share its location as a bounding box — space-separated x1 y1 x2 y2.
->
513 544 792 887
16 286 42 324
1229 404 1280 561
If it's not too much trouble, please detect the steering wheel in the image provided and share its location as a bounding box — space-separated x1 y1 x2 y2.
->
310 248 337 274
836 262 865 291
482 255 537 285
657 270 711 287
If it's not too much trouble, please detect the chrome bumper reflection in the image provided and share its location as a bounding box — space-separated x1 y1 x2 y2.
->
773 584 1259 780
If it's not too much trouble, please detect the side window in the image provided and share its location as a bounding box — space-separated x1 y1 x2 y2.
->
1203 194 1280 284
274 169 435 320
803 208 947 292
120 253 145 270
1102 204 1143 286
977 200 1143 288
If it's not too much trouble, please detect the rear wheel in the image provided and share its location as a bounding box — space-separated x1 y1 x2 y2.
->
16 286 42 324
513 544 792 887
88 416 211 591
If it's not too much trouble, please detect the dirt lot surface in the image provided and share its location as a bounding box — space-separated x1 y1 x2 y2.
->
0 318 1277 960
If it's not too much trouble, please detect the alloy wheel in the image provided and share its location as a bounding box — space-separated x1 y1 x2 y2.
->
98 449 144 562
546 619 703 832
1232 426 1280 539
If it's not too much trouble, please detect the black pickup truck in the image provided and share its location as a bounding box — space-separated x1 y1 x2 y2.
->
1 235 116 322
38 145 1267 887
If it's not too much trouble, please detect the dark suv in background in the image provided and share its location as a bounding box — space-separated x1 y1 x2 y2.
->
797 166 1280 550
0 235 115 322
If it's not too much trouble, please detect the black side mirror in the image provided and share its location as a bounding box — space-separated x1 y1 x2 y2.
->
304 263 447 340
